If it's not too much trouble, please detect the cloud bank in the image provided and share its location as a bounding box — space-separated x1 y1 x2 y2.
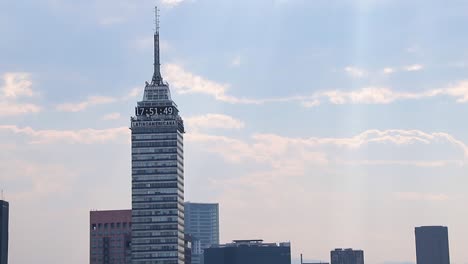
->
163 64 468 107
0 73 41 116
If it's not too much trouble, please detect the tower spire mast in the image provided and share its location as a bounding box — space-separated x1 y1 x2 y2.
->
152 6 163 85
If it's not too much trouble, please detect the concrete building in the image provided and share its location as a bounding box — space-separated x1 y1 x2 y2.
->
184 202 219 264
415 226 450 264
0 200 8 264
130 6 185 264
90 210 132 264
330 248 364 264
204 240 291 264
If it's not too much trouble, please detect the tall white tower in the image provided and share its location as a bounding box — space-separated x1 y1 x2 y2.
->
130 7 185 264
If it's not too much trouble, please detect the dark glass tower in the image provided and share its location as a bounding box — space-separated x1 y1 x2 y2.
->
0 200 8 264
415 226 450 264
131 7 185 264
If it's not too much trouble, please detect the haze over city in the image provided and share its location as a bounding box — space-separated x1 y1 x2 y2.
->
1 0 468 263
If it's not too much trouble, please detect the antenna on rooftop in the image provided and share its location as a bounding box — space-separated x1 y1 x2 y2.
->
152 6 163 85
154 6 160 34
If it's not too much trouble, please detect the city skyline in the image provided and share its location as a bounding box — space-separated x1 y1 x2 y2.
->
1 1 468 263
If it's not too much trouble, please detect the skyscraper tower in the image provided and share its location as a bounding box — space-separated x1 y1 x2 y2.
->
415 226 450 264
131 7 185 264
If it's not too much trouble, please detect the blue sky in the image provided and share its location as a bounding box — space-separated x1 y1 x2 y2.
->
1 0 468 263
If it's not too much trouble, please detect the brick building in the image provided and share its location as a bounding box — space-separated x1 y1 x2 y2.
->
90 210 132 264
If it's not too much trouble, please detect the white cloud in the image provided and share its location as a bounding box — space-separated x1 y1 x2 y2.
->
0 72 41 116
301 99 320 108
163 63 316 105
383 67 395 74
344 66 367 78
439 81 468 103
56 85 142 112
160 0 186 7
0 102 41 116
187 129 468 167
341 159 464 168
320 87 417 104
186 114 245 130
163 63 468 107
403 64 424 71
62 65 468 112
163 63 258 104
318 81 468 105
101 112 121 121
56 96 116 112
2 72 34 98
0 125 129 144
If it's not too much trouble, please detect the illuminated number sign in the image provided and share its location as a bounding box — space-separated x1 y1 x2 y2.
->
135 106 175 116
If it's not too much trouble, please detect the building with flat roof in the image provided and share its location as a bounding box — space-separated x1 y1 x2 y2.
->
184 202 219 264
0 200 8 264
330 248 364 264
204 240 291 264
90 210 132 264
415 226 450 264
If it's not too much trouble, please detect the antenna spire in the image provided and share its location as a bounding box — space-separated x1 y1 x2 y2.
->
152 6 163 85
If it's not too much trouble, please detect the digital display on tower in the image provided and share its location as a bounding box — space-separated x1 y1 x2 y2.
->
135 106 175 116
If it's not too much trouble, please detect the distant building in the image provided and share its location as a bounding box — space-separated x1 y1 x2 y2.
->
415 226 450 264
0 200 8 264
90 210 132 264
204 240 291 264
185 234 193 264
184 202 219 264
330 248 364 264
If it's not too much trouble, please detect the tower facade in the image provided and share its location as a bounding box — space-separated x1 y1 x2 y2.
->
415 226 450 264
131 7 185 264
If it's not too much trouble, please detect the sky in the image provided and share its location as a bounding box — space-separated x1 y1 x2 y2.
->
1 0 468 263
